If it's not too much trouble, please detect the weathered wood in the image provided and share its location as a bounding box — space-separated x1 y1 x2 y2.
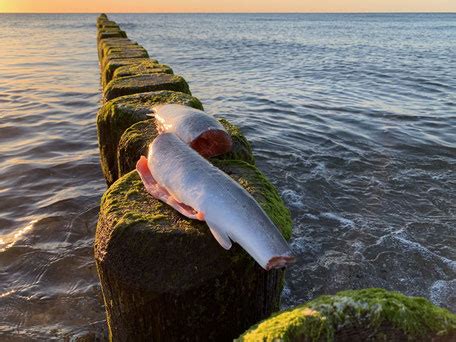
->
112 60 174 80
95 15 291 341
95 162 292 341
101 58 154 88
104 74 191 101
96 90 203 185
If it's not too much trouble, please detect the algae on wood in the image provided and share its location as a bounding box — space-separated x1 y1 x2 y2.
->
101 58 155 87
95 160 292 341
104 74 191 101
103 50 149 66
97 90 203 185
112 60 173 80
97 38 138 60
237 288 456 342
100 40 139 53
97 30 127 41
98 20 119 29
98 38 137 53
103 45 146 58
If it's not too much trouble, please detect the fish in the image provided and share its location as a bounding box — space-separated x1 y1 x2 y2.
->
136 133 295 270
152 104 233 158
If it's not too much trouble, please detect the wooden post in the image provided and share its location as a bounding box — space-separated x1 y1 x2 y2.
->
94 15 292 340
95 162 292 341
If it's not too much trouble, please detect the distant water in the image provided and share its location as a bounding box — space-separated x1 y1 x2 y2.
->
0 13 455 340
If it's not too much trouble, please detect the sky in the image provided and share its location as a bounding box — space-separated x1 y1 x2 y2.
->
0 0 455 13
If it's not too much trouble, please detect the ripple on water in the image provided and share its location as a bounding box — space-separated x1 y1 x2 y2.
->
0 13 107 340
1 12 456 340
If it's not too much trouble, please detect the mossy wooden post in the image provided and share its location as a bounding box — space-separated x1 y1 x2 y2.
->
95 162 293 341
95 15 292 340
96 91 204 185
237 288 456 341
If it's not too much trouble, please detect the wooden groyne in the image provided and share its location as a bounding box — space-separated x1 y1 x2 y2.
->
94 14 292 341
93 14 456 342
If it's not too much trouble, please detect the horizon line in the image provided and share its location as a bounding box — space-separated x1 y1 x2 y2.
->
1 11 455 14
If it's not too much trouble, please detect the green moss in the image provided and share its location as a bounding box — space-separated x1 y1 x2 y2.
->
117 117 255 178
103 45 144 58
99 25 121 32
112 60 173 80
96 20 113 29
116 119 156 178
98 23 121 31
97 38 137 55
98 20 119 28
101 58 158 88
102 49 149 66
239 307 330 342
97 90 203 185
96 159 291 291
98 44 145 72
237 288 456 341
97 30 127 41
96 22 109 28
96 164 287 338
99 38 137 52
211 118 255 165
104 74 191 101
97 27 123 33
105 45 146 54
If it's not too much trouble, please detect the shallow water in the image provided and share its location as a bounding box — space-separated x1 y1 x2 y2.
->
0 13 455 340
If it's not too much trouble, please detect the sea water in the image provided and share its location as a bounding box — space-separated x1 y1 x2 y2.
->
0 13 455 339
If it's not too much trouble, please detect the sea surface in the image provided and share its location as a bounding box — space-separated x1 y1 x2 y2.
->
0 13 455 340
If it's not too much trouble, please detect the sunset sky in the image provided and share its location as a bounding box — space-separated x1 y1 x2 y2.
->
0 0 455 13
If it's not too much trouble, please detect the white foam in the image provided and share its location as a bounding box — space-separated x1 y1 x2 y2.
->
304 213 319 220
291 236 319 254
320 212 354 228
392 232 456 272
281 188 304 208
430 279 456 307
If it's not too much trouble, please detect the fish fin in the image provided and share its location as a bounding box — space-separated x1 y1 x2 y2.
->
166 197 204 221
136 156 203 220
136 156 159 194
206 220 232 250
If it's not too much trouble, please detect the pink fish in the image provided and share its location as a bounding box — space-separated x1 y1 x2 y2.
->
136 133 295 270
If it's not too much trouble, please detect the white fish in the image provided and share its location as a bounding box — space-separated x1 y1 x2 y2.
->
152 104 233 158
136 133 295 270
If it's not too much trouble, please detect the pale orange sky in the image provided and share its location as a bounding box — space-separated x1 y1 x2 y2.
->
0 0 455 13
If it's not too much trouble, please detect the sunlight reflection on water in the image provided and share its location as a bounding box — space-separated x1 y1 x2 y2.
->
0 219 37 253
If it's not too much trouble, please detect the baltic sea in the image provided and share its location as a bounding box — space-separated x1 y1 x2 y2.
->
0 13 455 339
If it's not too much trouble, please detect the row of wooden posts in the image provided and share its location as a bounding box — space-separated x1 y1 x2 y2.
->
94 13 292 341
93 14 456 342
